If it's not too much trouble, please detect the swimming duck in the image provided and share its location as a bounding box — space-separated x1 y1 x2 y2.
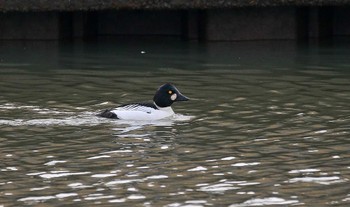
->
98 83 189 120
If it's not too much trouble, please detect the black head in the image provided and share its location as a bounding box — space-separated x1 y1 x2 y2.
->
153 83 189 107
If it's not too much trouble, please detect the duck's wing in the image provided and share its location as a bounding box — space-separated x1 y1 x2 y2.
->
97 102 158 119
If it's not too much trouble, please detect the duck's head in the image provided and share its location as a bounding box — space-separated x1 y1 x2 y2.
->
153 83 189 107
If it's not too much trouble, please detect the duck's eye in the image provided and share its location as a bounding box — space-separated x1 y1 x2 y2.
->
168 90 173 94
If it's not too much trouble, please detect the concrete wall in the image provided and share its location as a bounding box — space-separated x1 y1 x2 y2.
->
0 12 60 40
333 6 350 36
203 8 298 41
0 6 350 41
97 10 183 37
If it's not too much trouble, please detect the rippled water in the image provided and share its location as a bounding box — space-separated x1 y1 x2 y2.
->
1 39 350 206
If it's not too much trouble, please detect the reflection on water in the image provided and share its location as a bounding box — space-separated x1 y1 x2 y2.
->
1 38 350 206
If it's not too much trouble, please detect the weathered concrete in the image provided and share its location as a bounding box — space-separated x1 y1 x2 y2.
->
97 10 183 37
307 7 333 38
1 0 350 11
333 6 350 36
0 4 350 41
0 12 60 40
203 8 297 41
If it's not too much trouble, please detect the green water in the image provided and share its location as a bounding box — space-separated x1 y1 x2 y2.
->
1 39 350 206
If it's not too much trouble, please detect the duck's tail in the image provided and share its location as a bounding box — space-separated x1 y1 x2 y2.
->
97 109 118 119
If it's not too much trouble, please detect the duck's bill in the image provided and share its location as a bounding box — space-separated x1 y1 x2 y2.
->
176 93 190 101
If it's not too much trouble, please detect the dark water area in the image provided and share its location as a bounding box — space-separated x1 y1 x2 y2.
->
0 38 350 206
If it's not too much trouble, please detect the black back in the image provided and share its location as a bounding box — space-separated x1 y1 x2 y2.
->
98 109 118 119
118 102 158 110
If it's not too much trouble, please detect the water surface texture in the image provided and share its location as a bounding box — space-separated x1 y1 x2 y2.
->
1 39 350 206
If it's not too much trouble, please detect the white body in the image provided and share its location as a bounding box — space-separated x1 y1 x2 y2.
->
110 104 175 120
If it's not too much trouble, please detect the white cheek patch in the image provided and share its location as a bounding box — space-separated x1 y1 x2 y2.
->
171 93 177 101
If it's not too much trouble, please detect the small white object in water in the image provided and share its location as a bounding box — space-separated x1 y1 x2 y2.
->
221 156 236 161
127 194 146 200
188 166 207 171
44 160 66 166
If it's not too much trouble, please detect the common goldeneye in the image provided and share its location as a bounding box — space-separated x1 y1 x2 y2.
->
98 83 189 120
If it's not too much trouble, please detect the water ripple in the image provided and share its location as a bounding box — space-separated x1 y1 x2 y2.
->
287 176 347 185
27 171 91 179
229 197 300 207
1 41 350 206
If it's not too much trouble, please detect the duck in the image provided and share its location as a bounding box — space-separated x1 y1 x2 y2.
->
98 83 189 120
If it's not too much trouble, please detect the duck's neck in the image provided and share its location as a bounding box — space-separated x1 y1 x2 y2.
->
154 102 174 113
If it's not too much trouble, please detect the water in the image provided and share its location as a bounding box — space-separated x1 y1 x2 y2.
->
1 38 350 206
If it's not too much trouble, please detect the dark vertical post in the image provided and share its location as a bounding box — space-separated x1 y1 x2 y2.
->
83 11 98 40
59 12 73 39
197 10 207 42
181 10 202 41
318 6 334 39
181 10 189 40
296 6 310 41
